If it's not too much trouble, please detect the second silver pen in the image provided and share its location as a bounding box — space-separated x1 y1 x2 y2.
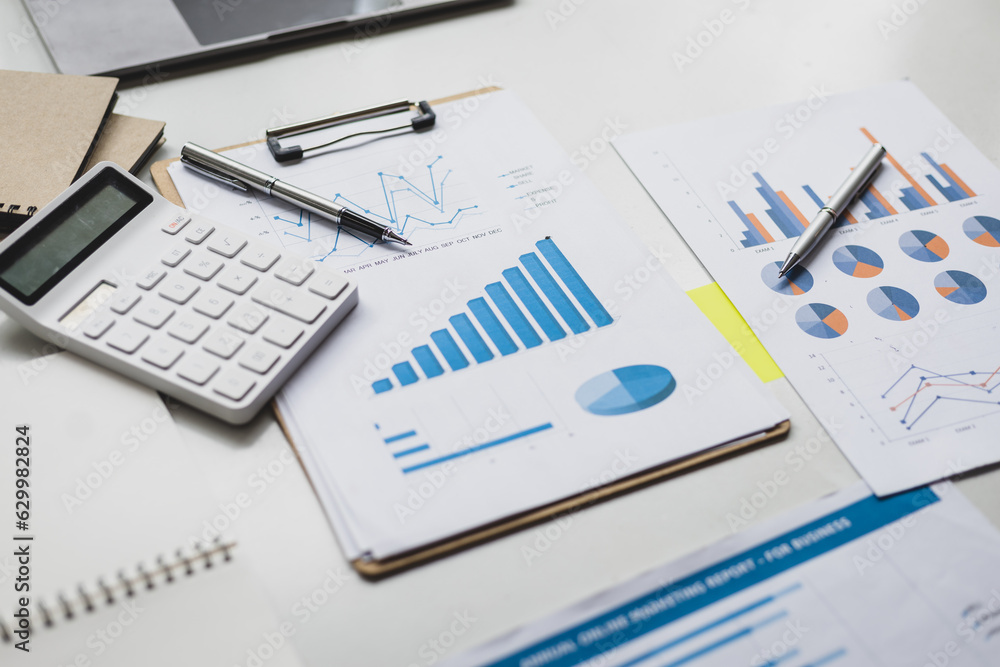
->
777 143 886 277
180 142 411 246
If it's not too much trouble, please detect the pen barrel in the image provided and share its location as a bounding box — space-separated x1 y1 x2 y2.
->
794 209 837 260
268 180 346 223
180 143 275 191
826 143 886 213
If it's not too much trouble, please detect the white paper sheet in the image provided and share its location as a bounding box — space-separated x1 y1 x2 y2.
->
168 91 787 560
446 482 1000 666
615 81 1000 496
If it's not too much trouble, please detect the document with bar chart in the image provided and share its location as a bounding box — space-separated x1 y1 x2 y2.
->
168 91 787 563
615 81 1000 495
447 482 1000 667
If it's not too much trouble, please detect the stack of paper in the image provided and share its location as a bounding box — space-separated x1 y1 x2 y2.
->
165 90 789 573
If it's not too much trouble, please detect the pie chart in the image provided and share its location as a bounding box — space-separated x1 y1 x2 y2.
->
832 245 884 278
576 365 676 416
899 230 949 262
867 286 920 321
935 270 987 305
761 261 814 295
963 215 1000 247
795 303 848 339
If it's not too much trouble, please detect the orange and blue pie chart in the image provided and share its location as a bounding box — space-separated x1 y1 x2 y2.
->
761 261 813 295
935 270 987 305
796 303 848 339
899 230 949 262
832 245 884 278
963 215 1000 247
868 286 920 321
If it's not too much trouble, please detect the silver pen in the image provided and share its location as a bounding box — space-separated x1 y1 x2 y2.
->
180 142 411 246
777 143 886 277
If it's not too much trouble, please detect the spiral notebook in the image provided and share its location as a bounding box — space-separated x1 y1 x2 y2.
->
0 70 118 232
0 352 302 664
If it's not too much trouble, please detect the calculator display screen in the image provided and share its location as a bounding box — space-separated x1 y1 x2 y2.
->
0 167 152 305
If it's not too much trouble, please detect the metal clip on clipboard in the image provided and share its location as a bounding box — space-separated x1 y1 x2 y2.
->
264 100 436 163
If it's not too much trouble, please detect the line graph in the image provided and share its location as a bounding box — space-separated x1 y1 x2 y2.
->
256 154 483 264
882 364 1000 430
822 312 1000 440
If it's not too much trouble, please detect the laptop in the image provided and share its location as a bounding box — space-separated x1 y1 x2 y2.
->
23 0 501 79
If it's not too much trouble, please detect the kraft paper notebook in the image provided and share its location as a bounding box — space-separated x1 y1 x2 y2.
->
151 89 790 578
0 69 118 232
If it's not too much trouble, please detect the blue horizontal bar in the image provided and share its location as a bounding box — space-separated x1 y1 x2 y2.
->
393 444 430 459
402 423 553 474
383 429 417 444
618 584 801 667
372 378 393 394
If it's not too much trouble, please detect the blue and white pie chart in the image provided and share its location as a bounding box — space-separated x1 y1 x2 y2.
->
576 365 676 416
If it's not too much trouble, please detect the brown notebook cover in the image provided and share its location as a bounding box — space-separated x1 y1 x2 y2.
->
0 69 118 231
84 113 166 175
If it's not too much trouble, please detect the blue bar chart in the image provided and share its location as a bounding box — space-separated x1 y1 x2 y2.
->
372 238 614 394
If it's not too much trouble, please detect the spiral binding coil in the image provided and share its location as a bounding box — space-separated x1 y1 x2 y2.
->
0 538 235 641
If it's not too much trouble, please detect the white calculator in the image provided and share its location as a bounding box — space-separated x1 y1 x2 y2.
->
0 162 358 424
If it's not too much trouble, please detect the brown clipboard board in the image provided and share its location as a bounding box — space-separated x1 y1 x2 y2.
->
150 88 791 580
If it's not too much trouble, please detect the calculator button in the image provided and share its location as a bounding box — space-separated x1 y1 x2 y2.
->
133 302 175 329
184 252 224 281
207 232 248 258
252 279 326 324
161 245 191 267
274 258 315 286
106 326 149 354
184 222 215 244
109 291 141 315
82 314 115 339
137 267 167 290
192 289 234 319
176 354 220 386
161 212 191 234
159 275 201 305
167 315 209 344
261 318 304 349
212 369 257 402
203 328 245 359
238 345 280 375
140 338 185 370
240 244 281 272
308 271 349 300
227 303 269 334
217 265 258 295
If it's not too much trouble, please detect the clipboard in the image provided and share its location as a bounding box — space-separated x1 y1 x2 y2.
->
150 88 790 579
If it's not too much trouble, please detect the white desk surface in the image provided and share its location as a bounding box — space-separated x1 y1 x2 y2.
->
3 0 1000 664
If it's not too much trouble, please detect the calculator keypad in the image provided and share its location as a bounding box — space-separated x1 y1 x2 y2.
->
75 212 355 419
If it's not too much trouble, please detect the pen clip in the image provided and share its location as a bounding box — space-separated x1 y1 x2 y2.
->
180 156 251 192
